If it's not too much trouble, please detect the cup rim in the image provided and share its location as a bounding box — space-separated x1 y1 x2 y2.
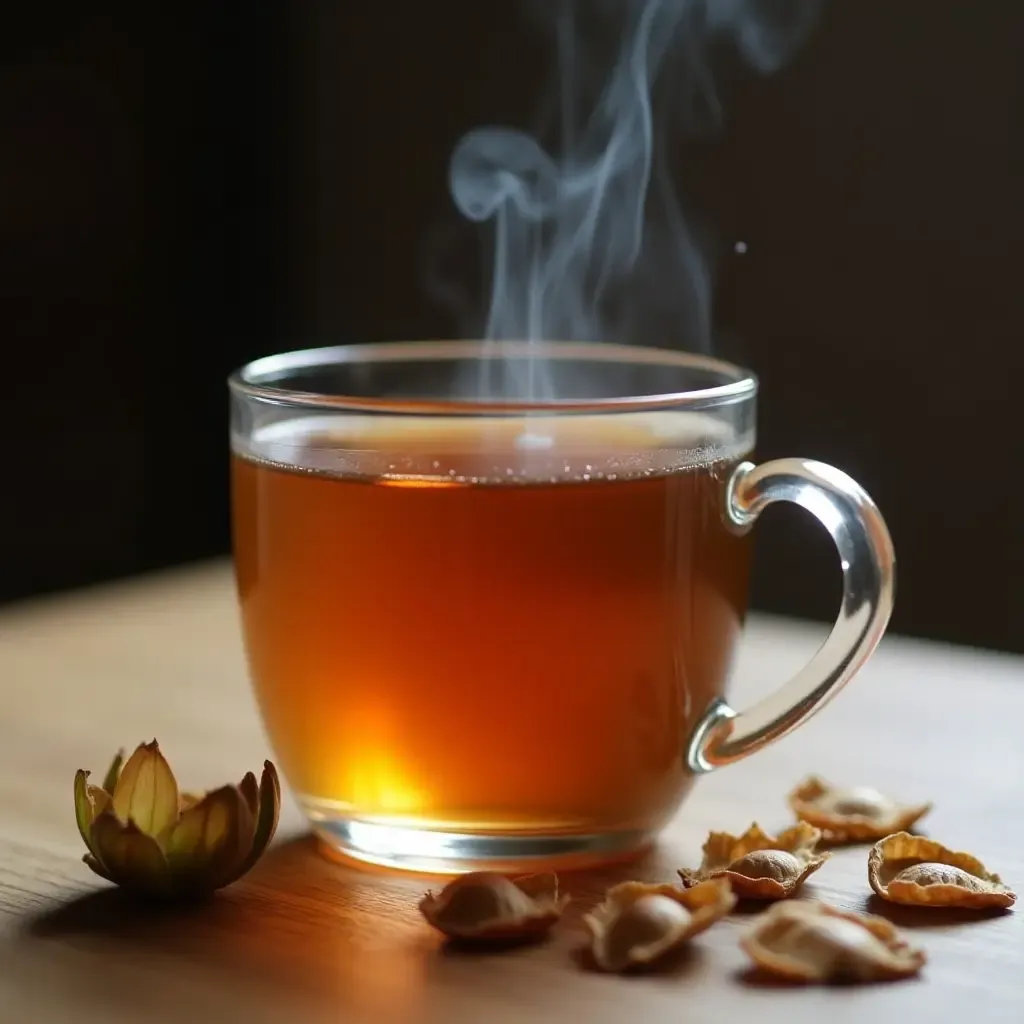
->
228 340 758 415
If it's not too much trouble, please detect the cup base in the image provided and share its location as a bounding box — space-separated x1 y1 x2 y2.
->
306 812 657 875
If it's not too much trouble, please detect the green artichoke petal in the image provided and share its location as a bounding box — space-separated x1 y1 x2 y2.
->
88 785 112 817
111 740 180 838
243 761 280 872
232 760 282 881
74 770 96 852
82 852 118 883
238 772 259 815
74 770 115 863
101 750 125 794
89 810 171 896
166 784 253 893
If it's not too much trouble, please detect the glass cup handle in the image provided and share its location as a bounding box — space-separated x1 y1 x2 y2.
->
687 458 896 774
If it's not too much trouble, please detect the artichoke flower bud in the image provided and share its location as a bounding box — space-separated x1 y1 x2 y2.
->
74 740 281 900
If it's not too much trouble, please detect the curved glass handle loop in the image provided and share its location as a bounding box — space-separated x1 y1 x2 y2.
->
687 459 896 774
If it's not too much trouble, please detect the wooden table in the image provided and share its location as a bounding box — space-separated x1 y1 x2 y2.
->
1 560 1021 1023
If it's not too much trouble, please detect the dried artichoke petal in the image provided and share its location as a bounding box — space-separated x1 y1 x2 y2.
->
238 772 260 815
74 770 99 852
789 775 932 843
228 761 282 882
585 879 735 973
110 740 180 838
418 871 568 942
82 852 118 884
679 822 829 899
101 750 125 794
740 900 926 983
166 784 255 889
90 811 171 893
868 832 1016 910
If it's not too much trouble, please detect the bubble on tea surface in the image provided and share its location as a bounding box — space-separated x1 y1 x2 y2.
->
241 410 757 486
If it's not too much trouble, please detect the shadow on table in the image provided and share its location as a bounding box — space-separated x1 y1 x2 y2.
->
20 831 722 1008
22 833 434 1009
860 892 1012 929
734 964 930 989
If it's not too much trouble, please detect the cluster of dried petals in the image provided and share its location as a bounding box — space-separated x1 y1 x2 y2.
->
868 832 1016 910
74 740 281 900
418 871 569 942
413 774 1015 983
584 879 735 973
740 899 926 983
789 776 932 844
679 822 829 899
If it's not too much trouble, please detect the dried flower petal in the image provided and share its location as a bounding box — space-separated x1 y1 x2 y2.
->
679 823 829 899
585 879 735 973
110 740 179 837
868 832 1015 910
74 770 98 852
225 761 281 884
90 811 170 894
419 871 568 942
101 750 124 794
788 775 932 843
238 772 259 815
75 770 115 872
89 785 111 818
82 852 117 884
166 785 254 889
740 900 926 983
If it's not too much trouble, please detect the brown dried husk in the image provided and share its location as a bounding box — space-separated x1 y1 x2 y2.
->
679 822 829 899
788 775 932 844
418 871 569 941
868 832 1015 910
584 878 735 973
740 900 926 984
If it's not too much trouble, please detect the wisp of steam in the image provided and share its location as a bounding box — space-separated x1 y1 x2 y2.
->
447 0 820 399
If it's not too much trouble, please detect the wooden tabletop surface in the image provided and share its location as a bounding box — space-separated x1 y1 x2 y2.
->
0 559 1021 1023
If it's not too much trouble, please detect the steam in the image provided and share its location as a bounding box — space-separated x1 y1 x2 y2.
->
447 0 820 398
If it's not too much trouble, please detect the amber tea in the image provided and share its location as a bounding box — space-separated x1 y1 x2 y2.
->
232 412 752 859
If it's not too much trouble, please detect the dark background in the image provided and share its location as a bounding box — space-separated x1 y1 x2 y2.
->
2 2 1021 652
